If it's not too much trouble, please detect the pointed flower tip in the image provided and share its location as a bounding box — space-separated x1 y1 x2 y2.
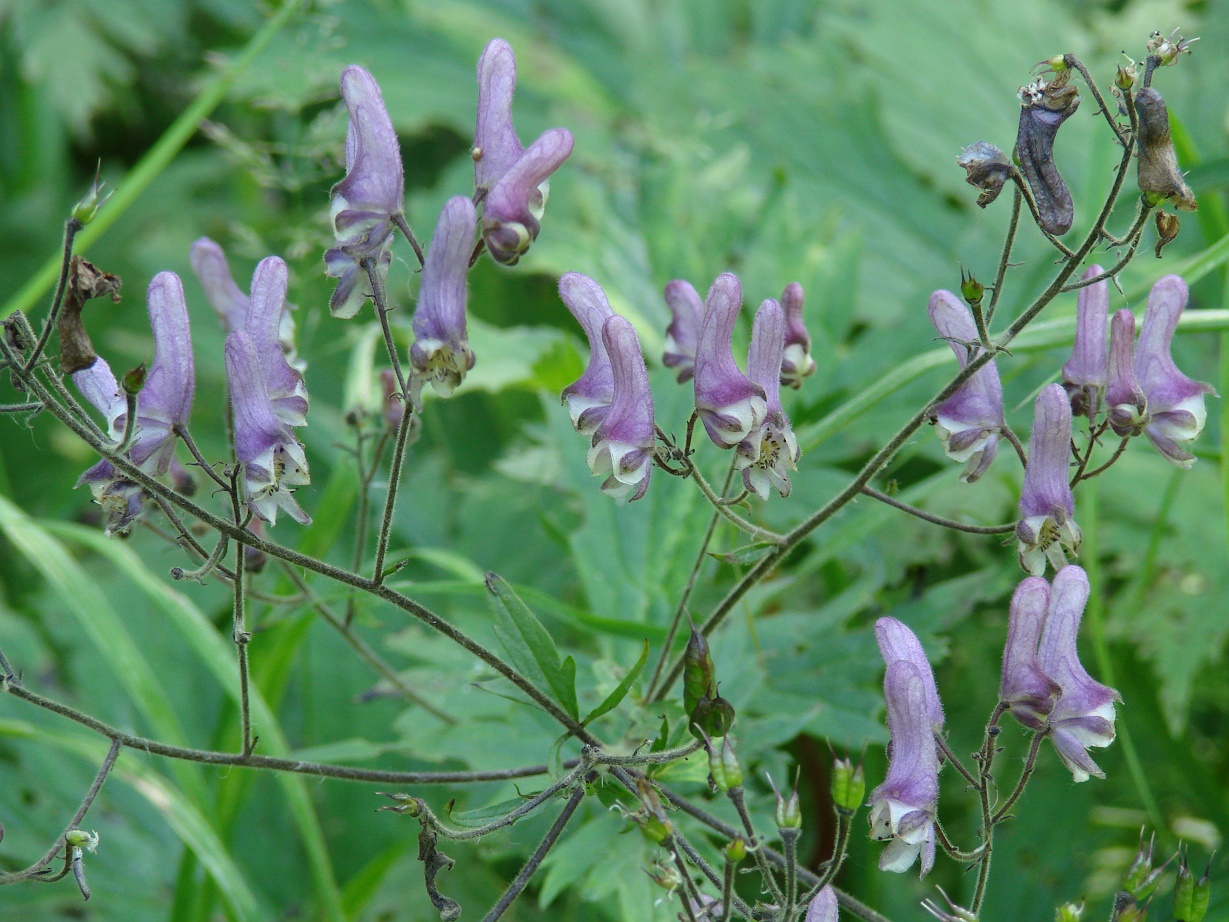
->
586 314 654 502
693 273 767 449
927 289 1004 482
874 617 943 730
482 128 574 265
1017 384 1079 575
560 272 616 433
475 38 522 190
189 237 248 334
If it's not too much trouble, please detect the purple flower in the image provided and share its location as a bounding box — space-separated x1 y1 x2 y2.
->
1036 566 1120 782
408 196 479 410
246 257 309 427
805 885 839 922
693 273 767 449
474 39 573 265
1134 275 1215 467
1000 577 1062 730
559 272 616 434
325 66 405 319
927 290 1005 483
1106 309 1147 437
735 299 800 499
586 315 654 502
1062 265 1109 418
780 282 817 389
1016 384 1080 576
869 617 942 876
662 279 704 383
225 330 311 526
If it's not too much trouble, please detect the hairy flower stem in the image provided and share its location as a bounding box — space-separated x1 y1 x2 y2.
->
0 739 119 886
171 531 229 583
654 101 1142 701
372 393 416 586
1065 55 1130 146
728 785 786 906
798 809 852 905
347 426 391 624
362 257 406 397
860 486 1016 534
688 459 786 544
228 480 255 757
969 703 1008 913
991 729 1047 824
174 424 230 490
480 786 586 922
985 187 1022 324
392 212 425 267
21 217 82 374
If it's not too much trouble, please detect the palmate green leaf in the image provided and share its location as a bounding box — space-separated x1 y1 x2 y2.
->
485 572 579 720
582 639 649 728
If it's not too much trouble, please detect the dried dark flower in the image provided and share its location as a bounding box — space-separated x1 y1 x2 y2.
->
1016 75 1080 235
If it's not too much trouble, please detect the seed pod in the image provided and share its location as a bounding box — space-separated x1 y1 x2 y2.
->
1135 87 1197 212
682 626 715 718
1016 76 1081 235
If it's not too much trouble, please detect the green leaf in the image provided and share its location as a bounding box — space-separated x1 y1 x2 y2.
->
445 796 531 829
582 639 649 727
485 572 579 719
708 542 776 567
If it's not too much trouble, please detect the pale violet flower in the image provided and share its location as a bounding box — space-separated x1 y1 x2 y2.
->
559 272 616 434
1016 384 1081 576
735 299 800 499
1000 577 1062 730
1061 265 1109 419
662 279 704 383
586 315 654 502
779 281 817 389
693 273 767 450
805 884 839 922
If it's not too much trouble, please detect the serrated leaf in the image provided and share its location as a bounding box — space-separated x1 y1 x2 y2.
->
485 572 579 719
582 639 649 727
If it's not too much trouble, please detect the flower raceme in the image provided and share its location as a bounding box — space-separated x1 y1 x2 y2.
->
325 65 404 319
1016 384 1081 576
869 617 943 877
474 38 573 265
1001 566 1120 782
927 289 1005 483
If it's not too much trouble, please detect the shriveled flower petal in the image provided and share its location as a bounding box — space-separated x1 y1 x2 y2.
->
927 290 1004 482
325 66 404 319
1036 566 1120 782
1016 75 1080 236
409 196 479 409
1000 577 1062 729
225 330 310 526
1134 275 1215 467
586 315 654 502
868 659 939 877
662 279 704 383
736 300 801 499
482 128 574 265
1135 88 1197 211
474 38 523 192
779 282 816 389
693 273 767 449
957 141 1011 208
1016 384 1080 575
874 617 943 731
560 272 616 434
1062 265 1109 418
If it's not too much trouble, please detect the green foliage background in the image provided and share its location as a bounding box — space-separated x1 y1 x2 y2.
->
1 0 1228 919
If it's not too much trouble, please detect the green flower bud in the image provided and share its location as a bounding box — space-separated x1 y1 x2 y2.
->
122 363 147 396
72 172 112 226
637 813 673 846
683 626 716 718
1055 902 1084 922
708 736 743 792
65 829 99 853
375 792 423 816
960 268 986 308
646 861 682 892
724 837 748 863
1173 851 1211 922
831 756 865 814
1116 61 1138 90
768 773 801 829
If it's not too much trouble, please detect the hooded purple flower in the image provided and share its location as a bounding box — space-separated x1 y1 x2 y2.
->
408 196 479 410
1134 275 1215 467
780 282 817 389
869 617 942 876
662 279 704 383
246 257 308 427
805 885 839 922
693 273 767 449
1105 309 1148 437
1036 566 1120 782
560 272 616 434
191 237 303 371
586 315 654 501
1000 577 1062 729
325 66 405 319
927 289 1005 483
1062 265 1109 418
736 299 800 499
474 39 573 265
1016 384 1080 576
225 330 311 526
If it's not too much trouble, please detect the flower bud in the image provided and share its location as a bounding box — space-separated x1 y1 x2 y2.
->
375 792 423 816
1055 903 1084 922
683 626 716 718
708 735 743 792
724 837 748 863
831 755 866 814
959 268 986 308
769 774 802 829
1115 61 1138 90
646 861 682 891
65 829 99 853
122 363 146 396
691 693 736 739
72 173 112 226
1173 850 1211 922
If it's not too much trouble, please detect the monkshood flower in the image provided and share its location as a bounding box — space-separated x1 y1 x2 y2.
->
325 66 404 319
869 660 940 876
1037 566 1120 782
1134 275 1215 467
190 237 304 371
1000 577 1062 730
927 289 1005 483
805 885 839 922
1016 384 1081 576
869 617 942 876
244 257 309 427
1105 309 1147 437
736 299 800 499
586 315 654 502
560 272 616 434
693 273 767 450
474 39 573 265
779 281 817 390
408 196 479 410
662 279 703 383
225 330 311 526
1061 265 1109 418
